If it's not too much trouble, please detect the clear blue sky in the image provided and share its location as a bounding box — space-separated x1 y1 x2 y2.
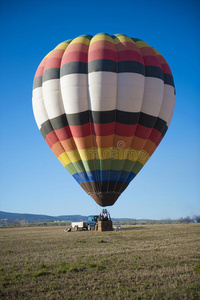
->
0 0 199 219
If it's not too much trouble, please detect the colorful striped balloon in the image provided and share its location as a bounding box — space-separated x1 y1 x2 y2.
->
32 33 175 207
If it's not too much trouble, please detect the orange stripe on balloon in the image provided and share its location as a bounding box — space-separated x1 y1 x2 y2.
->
51 141 65 157
35 57 48 77
95 135 114 148
49 133 158 157
113 135 133 148
44 57 61 69
74 135 94 149
89 40 115 52
143 139 157 156
48 48 65 59
64 43 89 53
138 47 157 56
61 138 77 152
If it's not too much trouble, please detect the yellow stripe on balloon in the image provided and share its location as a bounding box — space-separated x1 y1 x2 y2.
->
135 41 150 48
44 51 52 59
60 147 150 166
70 36 91 45
91 34 114 43
58 152 71 166
111 148 149 163
98 147 112 160
113 35 133 44
55 42 70 50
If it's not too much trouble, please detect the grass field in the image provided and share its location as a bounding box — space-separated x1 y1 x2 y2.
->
0 224 200 299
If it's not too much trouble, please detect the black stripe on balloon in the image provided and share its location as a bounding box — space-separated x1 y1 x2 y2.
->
117 61 145 75
66 110 116 125
164 73 175 87
67 111 89 125
162 125 168 137
40 127 48 139
40 114 68 137
66 110 139 126
139 113 156 128
91 110 115 124
67 110 116 125
43 68 60 82
145 66 164 80
33 76 42 89
51 113 68 129
116 111 167 132
60 62 87 76
40 110 167 139
40 120 54 139
154 117 167 133
88 59 117 73
35 65 174 89
116 111 139 125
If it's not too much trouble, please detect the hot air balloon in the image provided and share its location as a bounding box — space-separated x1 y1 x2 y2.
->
32 33 175 207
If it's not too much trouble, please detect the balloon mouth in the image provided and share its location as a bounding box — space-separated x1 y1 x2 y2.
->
89 192 121 207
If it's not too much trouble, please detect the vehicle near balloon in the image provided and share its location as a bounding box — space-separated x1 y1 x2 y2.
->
71 215 99 230
70 211 113 231
71 221 88 231
87 215 99 230
32 33 175 208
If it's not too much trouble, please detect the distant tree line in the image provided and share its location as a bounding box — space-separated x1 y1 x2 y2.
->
1 215 200 227
113 215 200 225
178 215 200 224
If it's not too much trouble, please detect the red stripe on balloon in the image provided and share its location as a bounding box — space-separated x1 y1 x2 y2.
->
162 64 172 75
88 49 116 62
45 123 164 148
35 66 44 78
62 51 88 64
149 129 162 145
92 123 115 136
139 47 157 56
70 123 91 138
143 55 162 67
135 125 152 139
55 126 72 141
45 131 59 148
156 53 172 75
115 123 137 137
116 50 144 63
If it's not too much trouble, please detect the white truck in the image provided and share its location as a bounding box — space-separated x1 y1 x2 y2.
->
71 221 88 230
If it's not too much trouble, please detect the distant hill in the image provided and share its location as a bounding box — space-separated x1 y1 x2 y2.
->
0 211 87 224
1 211 191 226
0 211 139 225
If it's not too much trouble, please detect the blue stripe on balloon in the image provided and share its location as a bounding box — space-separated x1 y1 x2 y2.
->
73 170 136 184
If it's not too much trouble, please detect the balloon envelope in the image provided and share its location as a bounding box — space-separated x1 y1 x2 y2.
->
32 33 175 207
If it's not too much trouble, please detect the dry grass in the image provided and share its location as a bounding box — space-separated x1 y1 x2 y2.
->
0 224 200 299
